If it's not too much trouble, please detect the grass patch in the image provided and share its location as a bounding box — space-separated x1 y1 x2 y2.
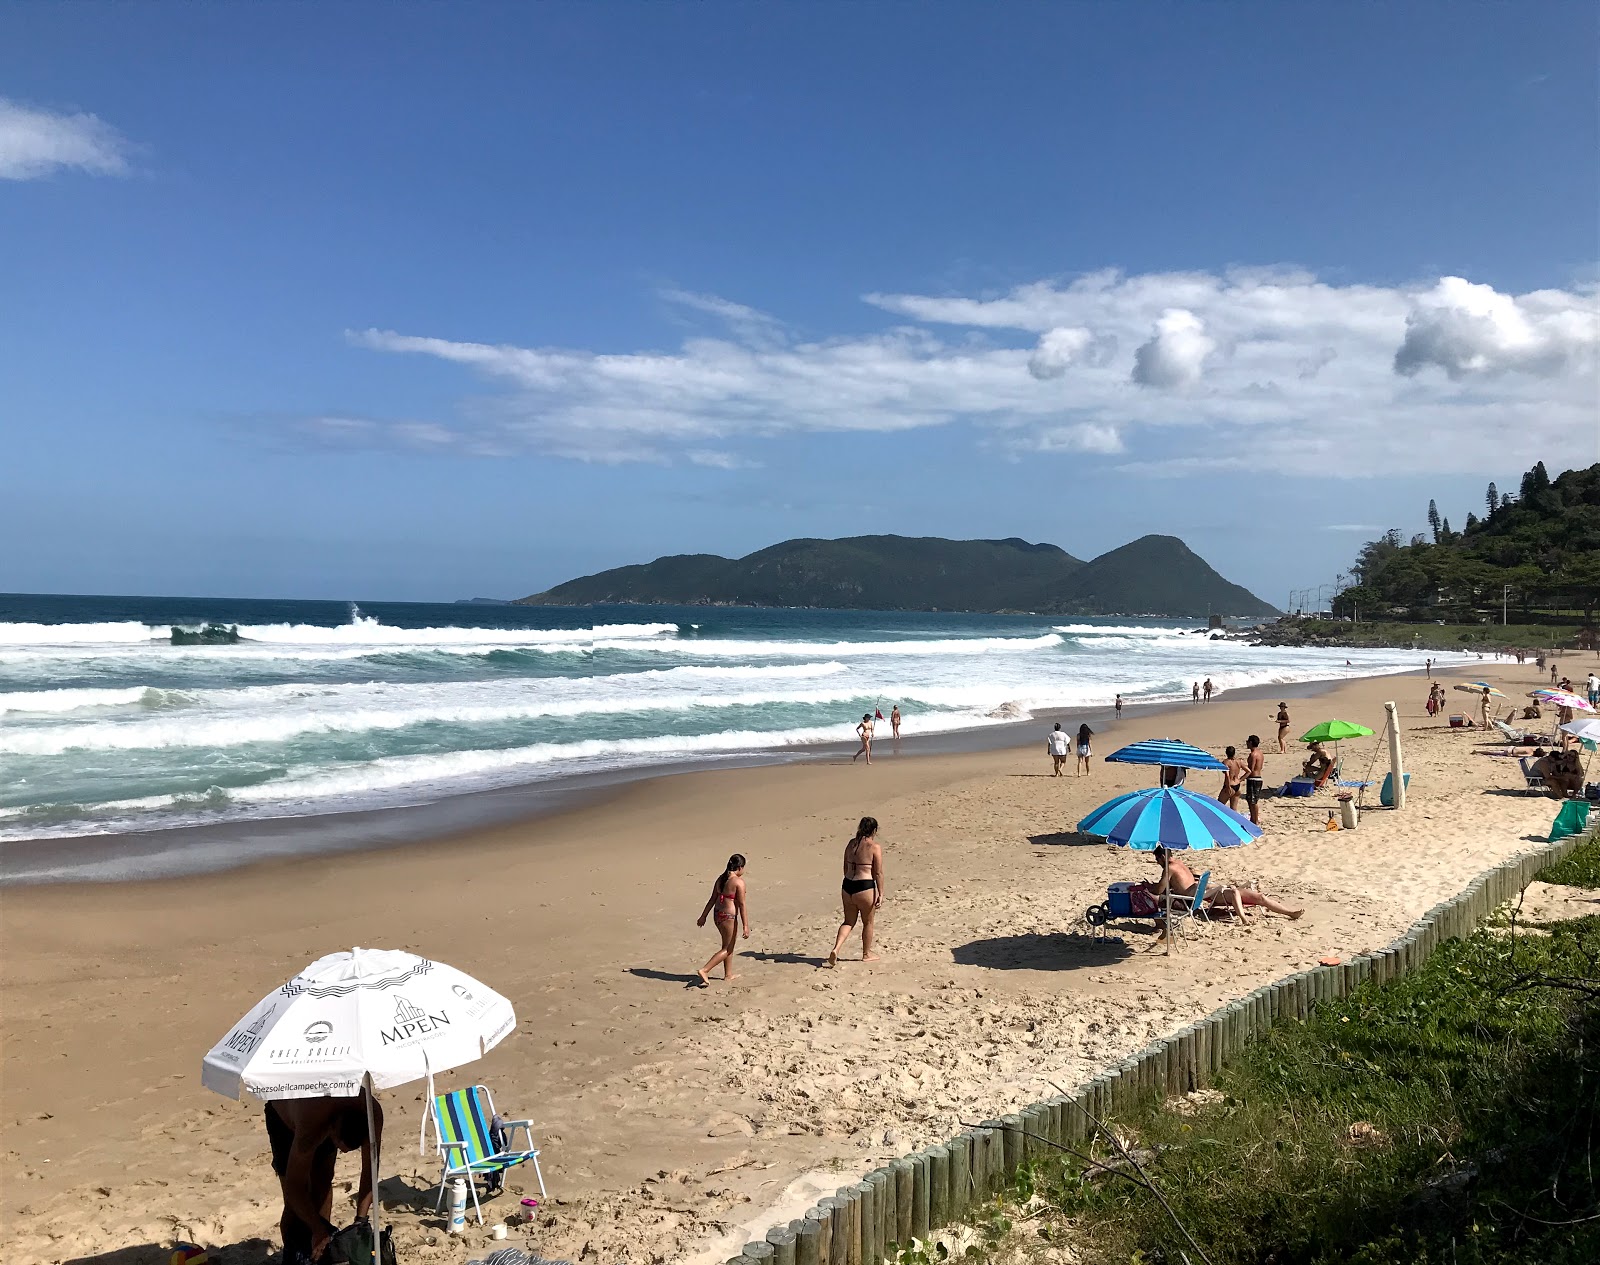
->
1536 832 1600 889
960 918 1600 1265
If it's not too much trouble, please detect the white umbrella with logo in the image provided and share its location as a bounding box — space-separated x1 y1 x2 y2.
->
202 948 517 1253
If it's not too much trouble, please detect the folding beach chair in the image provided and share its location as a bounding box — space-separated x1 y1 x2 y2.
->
1519 757 1547 796
428 1084 547 1224
1087 872 1213 944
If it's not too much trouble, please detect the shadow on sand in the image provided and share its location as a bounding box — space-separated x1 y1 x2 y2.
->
1027 830 1104 847
626 966 704 987
66 1240 274 1265
951 930 1137 971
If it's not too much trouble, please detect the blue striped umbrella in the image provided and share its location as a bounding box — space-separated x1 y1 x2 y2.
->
1104 738 1226 771
1078 786 1263 850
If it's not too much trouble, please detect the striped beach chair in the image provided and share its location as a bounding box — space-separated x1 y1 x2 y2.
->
428 1084 547 1224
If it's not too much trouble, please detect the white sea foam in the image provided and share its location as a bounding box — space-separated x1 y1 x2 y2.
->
0 686 156 714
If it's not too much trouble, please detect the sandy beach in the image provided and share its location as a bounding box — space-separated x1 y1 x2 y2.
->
0 659 1579 1265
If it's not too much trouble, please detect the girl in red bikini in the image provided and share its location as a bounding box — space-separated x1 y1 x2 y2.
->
696 853 749 985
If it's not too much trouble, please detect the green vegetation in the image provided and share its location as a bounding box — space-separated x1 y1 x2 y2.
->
1537 831 1600 888
1335 462 1600 633
1272 619 1577 652
521 534 1276 617
941 902 1600 1263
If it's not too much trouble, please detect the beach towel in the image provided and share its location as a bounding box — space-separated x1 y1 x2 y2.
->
1550 799 1591 843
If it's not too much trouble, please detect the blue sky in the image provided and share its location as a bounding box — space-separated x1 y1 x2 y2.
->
2 1 1596 606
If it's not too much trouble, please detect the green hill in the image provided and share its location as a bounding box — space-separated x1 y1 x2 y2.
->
1338 462 1600 627
520 533 1276 617
1062 535 1272 618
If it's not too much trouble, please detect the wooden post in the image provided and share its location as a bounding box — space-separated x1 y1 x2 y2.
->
928 1144 950 1228
767 1226 797 1265
743 1242 776 1265
830 1194 851 1265
807 1202 834 1265
871 1168 893 1257
1384 700 1405 810
796 1217 822 1265
893 1159 914 1246
1000 1113 1024 1176
911 1152 931 1239
947 1133 972 1216
856 1179 877 1265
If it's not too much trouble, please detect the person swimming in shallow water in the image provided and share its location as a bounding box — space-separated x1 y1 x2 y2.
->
696 854 749 984
828 817 883 967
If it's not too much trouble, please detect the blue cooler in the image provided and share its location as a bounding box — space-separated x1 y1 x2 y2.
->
1380 772 1411 806
1106 882 1137 917
1281 778 1316 798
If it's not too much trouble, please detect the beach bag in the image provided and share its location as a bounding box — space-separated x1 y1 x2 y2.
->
328 1221 397 1265
1127 882 1161 916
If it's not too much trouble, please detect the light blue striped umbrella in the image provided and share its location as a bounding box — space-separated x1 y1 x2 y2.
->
1104 738 1226 771
1078 786 1263 850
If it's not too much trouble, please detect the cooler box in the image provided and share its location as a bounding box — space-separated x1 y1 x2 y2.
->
1449 714 1467 727
1281 778 1316 798
1106 882 1137 917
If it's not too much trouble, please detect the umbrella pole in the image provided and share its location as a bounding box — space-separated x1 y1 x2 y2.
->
364 1072 383 1260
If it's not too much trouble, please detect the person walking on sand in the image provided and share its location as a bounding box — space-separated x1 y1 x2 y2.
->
1192 681 1201 704
264 1091 383 1265
1218 745 1245 811
1273 703 1291 753
852 712 874 764
890 704 902 742
1243 734 1266 826
1046 722 1070 776
1075 722 1094 776
1426 657 1433 678
1203 677 1214 703
1114 693 1123 719
828 816 883 967
696 853 749 984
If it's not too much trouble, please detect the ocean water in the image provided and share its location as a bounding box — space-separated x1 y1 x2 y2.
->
0 593 1442 848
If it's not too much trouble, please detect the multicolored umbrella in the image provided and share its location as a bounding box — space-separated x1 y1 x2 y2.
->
1533 689 1595 713
1104 739 1226 771
1078 786 1263 850
1456 684 1507 698
1298 720 1374 743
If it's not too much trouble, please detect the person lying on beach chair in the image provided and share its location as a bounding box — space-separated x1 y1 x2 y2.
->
1150 847 1303 922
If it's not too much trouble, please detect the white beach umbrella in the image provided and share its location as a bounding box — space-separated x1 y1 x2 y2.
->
1559 717 1600 744
202 948 517 1253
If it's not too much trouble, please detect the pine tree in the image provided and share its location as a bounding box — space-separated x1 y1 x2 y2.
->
1486 482 1499 515
1465 511 1480 530
1428 499 1442 542
1441 516 1452 540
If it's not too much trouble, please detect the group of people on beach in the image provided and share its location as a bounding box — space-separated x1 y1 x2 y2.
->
696 815 884 983
852 705 901 765
1046 722 1095 776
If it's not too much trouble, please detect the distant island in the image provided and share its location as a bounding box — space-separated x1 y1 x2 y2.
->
518 533 1276 618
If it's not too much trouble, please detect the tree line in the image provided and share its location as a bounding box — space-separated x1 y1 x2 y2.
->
1333 462 1600 627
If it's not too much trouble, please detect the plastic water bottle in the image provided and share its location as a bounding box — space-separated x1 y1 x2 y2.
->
447 1178 468 1234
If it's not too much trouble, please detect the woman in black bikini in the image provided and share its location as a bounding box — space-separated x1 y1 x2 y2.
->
827 817 883 967
695 853 749 985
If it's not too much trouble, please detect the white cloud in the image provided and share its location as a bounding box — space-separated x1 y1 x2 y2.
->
0 97 131 180
1394 276 1598 379
1131 309 1215 388
343 270 1599 476
1028 327 1095 380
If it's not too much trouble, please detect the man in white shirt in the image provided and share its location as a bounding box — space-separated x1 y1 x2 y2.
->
1588 673 1599 707
1046 723 1070 776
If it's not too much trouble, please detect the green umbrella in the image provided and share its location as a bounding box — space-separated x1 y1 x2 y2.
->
1299 719 1375 743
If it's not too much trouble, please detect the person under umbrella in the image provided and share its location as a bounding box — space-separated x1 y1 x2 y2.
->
266 1094 383 1264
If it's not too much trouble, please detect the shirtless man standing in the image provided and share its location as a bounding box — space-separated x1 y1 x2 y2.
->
1273 703 1291 753
265 1091 383 1265
1243 734 1266 826
1218 744 1245 811
1202 678 1213 703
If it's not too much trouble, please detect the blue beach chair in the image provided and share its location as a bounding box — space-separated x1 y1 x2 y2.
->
428 1084 548 1224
